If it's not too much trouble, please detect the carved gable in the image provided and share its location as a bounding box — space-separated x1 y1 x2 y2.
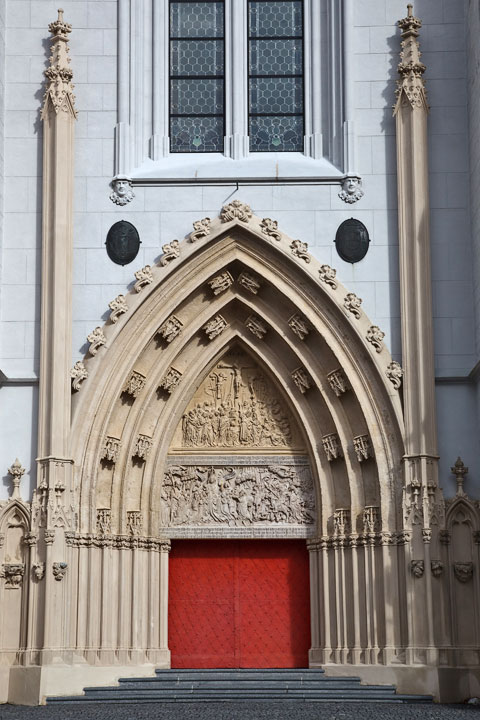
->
170 350 305 454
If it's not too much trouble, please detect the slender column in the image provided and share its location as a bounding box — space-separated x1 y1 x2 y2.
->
151 0 170 159
394 4 440 661
116 0 131 172
225 0 249 158
159 541 171 663
304 0 323 158
37 9 77 660
307 540 321 660
342 0 356 173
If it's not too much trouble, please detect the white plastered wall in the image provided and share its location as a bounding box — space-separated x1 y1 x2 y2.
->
0 0 477 502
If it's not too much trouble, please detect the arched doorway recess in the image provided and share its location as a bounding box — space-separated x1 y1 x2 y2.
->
68 201 406 670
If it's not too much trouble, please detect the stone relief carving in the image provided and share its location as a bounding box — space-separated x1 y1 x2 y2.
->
288 314 310 340
97 509 112 535
32 562 45 581
109 176 134 206
431 561 444 578
175 352 301 451
220 200 252 223
366 325 385 353
23 532 37 547
127 511 142 536
322 433 343 462
238 271 261 295
122 371 146 399
327 369 348 397
190 217 211 242
422 528 432 543
208 271 234 295
101 436 121 464
44 530 55 545
318 264 337 289
338 176 364 204
1 563 25 589
411 560 425 578
260 218 282 241
65 532 170 552
133 434 152 461
158 315 183 343
52 562 68 581
161 465 315 528
344 292 362 319
386 361 403 390
363 506 380 533
134 265 153 292
245 315 267 339
290 239 310 263
7 458 25 500
334 508 351 535
108 294 128 323
160 239 180 266
202 315 229 340
291 367 312 394
454 562 473 583
87 327 107 356
71 361 88 391
353 434 371 462
159 367 182 394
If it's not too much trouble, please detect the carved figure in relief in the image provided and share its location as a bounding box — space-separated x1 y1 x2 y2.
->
158 315 183 343
179 354 295 450
202 315 229 340
161 465 315 527
208 271 234 295
109 176 134 206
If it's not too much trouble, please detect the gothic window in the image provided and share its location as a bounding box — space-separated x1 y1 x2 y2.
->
248 1 304 152
169 1 225 153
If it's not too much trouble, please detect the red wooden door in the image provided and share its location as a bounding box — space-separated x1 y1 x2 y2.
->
168 539 310 668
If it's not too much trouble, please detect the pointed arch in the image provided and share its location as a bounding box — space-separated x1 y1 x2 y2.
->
71 204 405 536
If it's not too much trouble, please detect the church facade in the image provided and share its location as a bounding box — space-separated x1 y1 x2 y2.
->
0 0 480 705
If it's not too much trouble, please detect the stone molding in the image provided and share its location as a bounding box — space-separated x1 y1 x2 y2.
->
65 532 171 552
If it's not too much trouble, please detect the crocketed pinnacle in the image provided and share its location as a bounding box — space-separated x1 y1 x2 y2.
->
41 8 77 118
394 4 428 113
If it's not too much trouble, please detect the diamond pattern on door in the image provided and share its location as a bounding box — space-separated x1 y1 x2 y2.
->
168 540 310 668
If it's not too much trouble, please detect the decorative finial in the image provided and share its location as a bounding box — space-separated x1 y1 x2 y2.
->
7 458 25 500
451 457 468 497
42 9 77 118
394 4 427 112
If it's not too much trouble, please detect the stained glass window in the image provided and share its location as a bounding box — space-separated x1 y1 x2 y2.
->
248 1 304 152
170 1 225 153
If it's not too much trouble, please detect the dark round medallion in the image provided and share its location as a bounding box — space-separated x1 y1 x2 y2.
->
106 220 141 266
334 218 370 264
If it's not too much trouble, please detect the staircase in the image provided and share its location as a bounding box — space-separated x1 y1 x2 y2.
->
47 668 433 704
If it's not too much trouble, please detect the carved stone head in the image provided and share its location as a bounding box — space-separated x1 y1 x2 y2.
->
411 559 424 578
110 176 135 206
339 176 364 204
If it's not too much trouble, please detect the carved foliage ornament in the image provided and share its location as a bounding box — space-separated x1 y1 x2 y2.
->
160 239 181 266
386 361 403 390
220 200 253 223
134 265 153 292
366 325 385 353
87 327 107 356
208 271 234 295
109 294 128 323
1 563 25 589
71 361 88 391
290 239 310 263
344 292 362 319
395 5 428 111
190 217 211 242
260 218 282 241
52 562 68 581
319 264 337 289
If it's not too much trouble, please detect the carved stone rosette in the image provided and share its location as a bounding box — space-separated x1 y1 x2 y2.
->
159 367 182 394
190 217 211 242
87 327 107 356
318 264 337 289
160 239 180 266
322 433 342 462
291 367 312 394
344 293 362 319
260 218 282 241
288 314 310 340
353 434 371 462
290 239 310 263
366 325 385 353
327 369 347 397
202 315 229 340
134 265 153 293
158 315 183 343
122 371 146 399
101 436 121 464
71 361 88 391
245 315 268 339
208 271 234 295
220 200 252 223
108 294 128 323
238 271 261 295
133 434 153 461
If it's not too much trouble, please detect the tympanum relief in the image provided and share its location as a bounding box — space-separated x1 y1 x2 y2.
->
170 352 304 452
